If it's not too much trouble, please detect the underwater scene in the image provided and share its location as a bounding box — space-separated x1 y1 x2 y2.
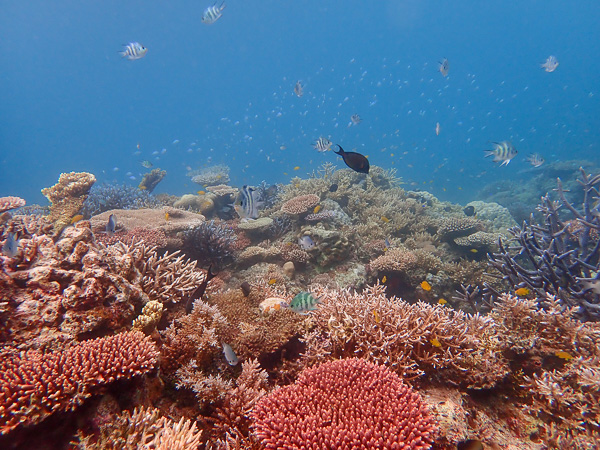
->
1 1 600 449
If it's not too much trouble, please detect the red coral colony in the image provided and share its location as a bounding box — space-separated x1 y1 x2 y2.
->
1 168 599 449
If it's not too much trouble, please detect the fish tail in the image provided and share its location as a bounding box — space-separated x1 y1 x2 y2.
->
483 150 495 158
334 144 344 155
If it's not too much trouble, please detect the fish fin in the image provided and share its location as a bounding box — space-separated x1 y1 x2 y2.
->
483 150 495 158
334 144 344 155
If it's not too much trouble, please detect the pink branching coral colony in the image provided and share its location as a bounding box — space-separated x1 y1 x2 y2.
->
1 168 600 449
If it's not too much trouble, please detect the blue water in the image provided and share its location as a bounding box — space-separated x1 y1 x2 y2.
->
1 0 599 206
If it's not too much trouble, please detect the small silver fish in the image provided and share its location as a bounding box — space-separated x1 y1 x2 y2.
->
350 114 362 126
526 153 545 168
294 80 304 97
141 160 153 169
298 235 315 250
202 2 226 24
484 141 517 166
1 232 19 258
313 137 332 152
120 42 147 60
106 214 116 235
439 58 449 76
222 342 238 365
541 55 559 73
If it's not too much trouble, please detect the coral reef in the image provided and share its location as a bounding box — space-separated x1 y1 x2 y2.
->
41 171 96 234
139 168 166 193
0 196 26 213
188 165 230 186
280 194 320 215
251 358 437 449
81 183 162 218
0 331 158 434
182 220 237 268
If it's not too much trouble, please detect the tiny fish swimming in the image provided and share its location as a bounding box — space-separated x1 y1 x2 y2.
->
298 235 315 250
438 58 449 76
540 55 559 72
527 153 545 168
202 2 226 24
349 114 362 126
222 342 238 365
106 214 116 235
313 137 332 153
294 80 304 97
120 42 147 60
484 141 517 166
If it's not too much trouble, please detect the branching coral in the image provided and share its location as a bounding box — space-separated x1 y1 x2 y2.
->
0 196 26 213
486 169 600 321
81 182 161 217
303 284 508 386
251 358 437 449
280 194 320 215
0 331 158 434
139 168 166 193
182 220 237 268
188 164 230 186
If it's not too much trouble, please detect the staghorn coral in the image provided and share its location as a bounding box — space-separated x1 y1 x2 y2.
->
280 194 320 215
182 220 237 268
41 171 96 234
0 331 158 434
188 164 230 186
138 168 166 193
0 196 26 213
209 358 269 446
251 358 437 449
303 284 508 386
176 360 233 408
77 406 202 450
94 226 169 248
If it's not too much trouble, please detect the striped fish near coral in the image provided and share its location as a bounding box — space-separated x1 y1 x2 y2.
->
289 291 320 314
201 2 226 24
120 42 147 60
234 185 262 220
484 141 517 166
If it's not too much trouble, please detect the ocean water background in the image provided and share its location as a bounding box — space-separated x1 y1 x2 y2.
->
1 0 599 206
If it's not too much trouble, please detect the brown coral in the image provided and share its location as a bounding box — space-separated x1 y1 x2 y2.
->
0 331 158 434
280 194 320 215
41 171 96 234
0 196 26 213
251 358 437 449
370 247 418 273
437 217 483 241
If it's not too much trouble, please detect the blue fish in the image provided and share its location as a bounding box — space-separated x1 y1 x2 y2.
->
1 232 19 258
106 214 116 235
298 235 315 250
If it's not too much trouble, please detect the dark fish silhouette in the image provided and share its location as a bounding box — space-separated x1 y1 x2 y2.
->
329 183 338 192
240 281 251 297
106 214 116 235
463 205 475 217
456 440 483 450
185 265 216 314
334 145 369 174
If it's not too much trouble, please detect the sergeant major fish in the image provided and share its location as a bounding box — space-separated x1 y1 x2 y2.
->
289 291 320 314
313 137 332 152
120 42 147 60
527 153 545 168
234 185 261 220
484 141 517 166
202 2 226 24
541 55 559 72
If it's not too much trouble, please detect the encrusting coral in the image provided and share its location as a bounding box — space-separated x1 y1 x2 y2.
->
251 358 437 449
0 331 158 434
41 171 96 235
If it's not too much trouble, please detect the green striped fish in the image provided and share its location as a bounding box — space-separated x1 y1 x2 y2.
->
289 291 320 314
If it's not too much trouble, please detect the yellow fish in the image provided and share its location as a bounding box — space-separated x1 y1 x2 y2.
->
313 205 321 214
197 190 206 195
139 185 147 190
438 298 447 305
293 166 300 171
555 351 573 361
165 212 170 222
70 214 84 224
268 278 277 285
373 310 381 323
420 281 432 291
430 338 441 347
515 287 530 297
381 216 390 223
470 249 478 253
381 276 387 283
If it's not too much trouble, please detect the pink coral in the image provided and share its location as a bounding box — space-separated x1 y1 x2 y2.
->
0 331 158 434
251 358 437 449
280 194 320 215
0 196 26 213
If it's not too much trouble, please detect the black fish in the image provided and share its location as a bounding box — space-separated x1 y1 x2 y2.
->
457 439 483 450
334 145 369 174
329 183 338 192
185 265 216 314
463 205 476 217
241 281 251 297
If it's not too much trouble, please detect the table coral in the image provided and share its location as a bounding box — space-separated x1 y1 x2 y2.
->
41 171 96 235
0 196 26 213
280 194 320 215
251 358 437 449
0 331 158 434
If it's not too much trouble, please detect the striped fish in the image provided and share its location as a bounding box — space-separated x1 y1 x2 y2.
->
289 291 320 314
484 141 517 166
120 42 147 60
234 185 261 220
201 2 226 24
526 153 545 168
313 137 333 153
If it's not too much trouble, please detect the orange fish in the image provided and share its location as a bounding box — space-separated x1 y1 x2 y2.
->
438 298 447 305
420 281 432 291
268 278 277 285
381 276 387 283
515 287 530 297
555 351 573 361
313 205 321 214
70 214 84 224
165 212 170 222
430 338 441 347
373 310 381 323
293 166 300 171
381 216 390 223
